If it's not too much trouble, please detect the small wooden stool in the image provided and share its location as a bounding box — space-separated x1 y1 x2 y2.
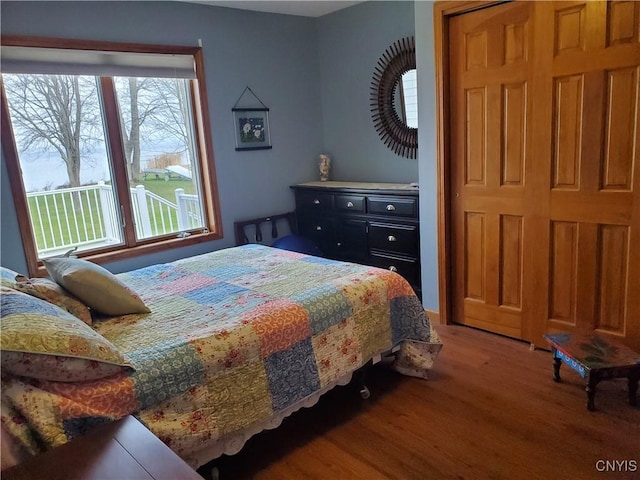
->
543 333 640 411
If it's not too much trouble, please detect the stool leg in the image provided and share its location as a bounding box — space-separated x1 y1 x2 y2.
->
552 352 562 383
586 374 600 412
629 374 638 407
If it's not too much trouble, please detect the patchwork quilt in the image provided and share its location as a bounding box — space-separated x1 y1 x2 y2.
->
1 244 442 467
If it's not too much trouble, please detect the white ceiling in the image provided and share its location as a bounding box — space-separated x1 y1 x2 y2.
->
176 1 364 17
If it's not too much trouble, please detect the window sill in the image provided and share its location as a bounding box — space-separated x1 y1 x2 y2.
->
32 230 223 277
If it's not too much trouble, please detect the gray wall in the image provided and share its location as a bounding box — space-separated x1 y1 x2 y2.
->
317 1 438 310
0 1 324 273
415 1 439 311
1 0 439 312
317 1 418 183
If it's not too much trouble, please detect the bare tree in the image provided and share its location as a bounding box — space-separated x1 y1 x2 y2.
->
147 79 195 165
116 77 161 182
118 77 196 186
124 77 142 182
2 74 100 188
4 73 196 190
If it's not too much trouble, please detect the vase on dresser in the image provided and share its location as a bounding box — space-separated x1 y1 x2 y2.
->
318 154 331 181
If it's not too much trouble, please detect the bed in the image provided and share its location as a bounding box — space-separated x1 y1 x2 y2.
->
0 242 442 470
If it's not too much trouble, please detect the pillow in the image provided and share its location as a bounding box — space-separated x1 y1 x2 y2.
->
272 234 323 256
0 288 133 382
42 257 150 316
0 266 21 289
1 352 126 382
14 275 93 325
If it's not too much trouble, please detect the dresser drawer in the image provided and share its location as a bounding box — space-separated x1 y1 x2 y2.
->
368 196 417 218
368 222 418 255
296 191 334 211
334 218 368 262
369 251 419 285
335 194 365 213
298 216 334 239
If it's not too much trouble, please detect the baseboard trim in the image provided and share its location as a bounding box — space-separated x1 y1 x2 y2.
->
425 309 440 324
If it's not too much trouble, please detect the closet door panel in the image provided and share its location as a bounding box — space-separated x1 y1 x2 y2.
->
447 0 640 350
450 1 533 340
543 0 640 349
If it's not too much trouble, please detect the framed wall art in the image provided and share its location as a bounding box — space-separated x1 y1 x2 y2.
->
233 108 272 151
232 86 272 151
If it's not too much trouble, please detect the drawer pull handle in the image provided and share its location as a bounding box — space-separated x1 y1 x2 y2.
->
346 201 354 208
389 266 398 272
313 199 320 205
388 235 397 242
316 225 322 231
386 204 396 211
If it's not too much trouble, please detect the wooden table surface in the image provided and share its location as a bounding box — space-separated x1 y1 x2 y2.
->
3 415 202 480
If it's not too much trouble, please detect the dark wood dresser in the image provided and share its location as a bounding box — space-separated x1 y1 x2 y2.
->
291 181 421 297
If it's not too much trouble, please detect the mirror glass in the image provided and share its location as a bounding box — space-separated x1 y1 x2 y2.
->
393 69 418 129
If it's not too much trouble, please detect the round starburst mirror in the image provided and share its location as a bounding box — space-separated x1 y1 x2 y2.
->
370 36 417 159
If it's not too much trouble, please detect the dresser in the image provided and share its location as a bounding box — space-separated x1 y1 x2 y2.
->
291 181 421 297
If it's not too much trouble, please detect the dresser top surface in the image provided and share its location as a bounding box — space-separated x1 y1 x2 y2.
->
293 181 419 192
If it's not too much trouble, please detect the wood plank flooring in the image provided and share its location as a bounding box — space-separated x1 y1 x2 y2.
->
203 325 640 480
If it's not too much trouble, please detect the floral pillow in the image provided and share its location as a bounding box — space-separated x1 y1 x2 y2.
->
1 352 126 382
13 276 93 325
0 266 21 289
43 257 150 316
0 287 133 382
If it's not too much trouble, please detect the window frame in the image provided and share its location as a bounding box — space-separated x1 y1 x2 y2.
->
1 35 223 276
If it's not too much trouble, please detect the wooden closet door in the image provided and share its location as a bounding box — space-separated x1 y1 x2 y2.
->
449 2 535 340
533 0 640 349
448 0 640 350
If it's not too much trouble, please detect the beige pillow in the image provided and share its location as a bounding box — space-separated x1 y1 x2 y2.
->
43 257 150 316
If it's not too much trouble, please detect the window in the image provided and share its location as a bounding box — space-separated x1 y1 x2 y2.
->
1 37 222 275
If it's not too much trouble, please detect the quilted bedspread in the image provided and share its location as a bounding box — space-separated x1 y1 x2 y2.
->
1 244 442 467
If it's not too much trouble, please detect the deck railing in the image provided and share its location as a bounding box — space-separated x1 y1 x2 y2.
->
27 183 202 256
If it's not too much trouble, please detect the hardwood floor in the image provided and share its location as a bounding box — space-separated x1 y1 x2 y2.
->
203 325 640 480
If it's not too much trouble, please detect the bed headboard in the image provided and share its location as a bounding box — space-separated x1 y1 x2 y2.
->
234 212 297 246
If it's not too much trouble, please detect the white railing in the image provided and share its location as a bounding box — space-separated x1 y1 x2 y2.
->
174 188 202 230
131 184 178 239
27 183 202 256
27 184 118 255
